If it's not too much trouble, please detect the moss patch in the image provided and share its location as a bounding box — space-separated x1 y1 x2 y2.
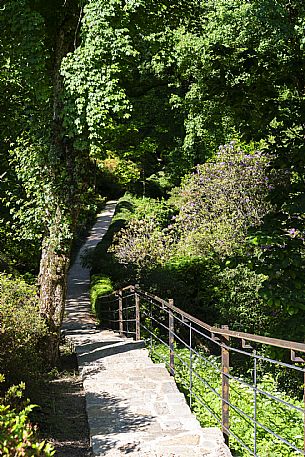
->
90 275 113 315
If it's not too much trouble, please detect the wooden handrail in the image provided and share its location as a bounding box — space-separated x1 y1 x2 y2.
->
96 285 305 354
95 283 305 453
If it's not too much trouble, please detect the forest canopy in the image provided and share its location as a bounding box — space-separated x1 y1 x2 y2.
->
2 1 305 454
1 0 305 365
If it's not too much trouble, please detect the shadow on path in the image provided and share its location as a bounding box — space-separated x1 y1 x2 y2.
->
87 391 154 456
78 340 146 365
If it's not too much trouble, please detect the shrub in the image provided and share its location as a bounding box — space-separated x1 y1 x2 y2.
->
216 263 271 334
140 255 221 323
0 274 48 388
141 257 274 336
0 403 55 456
90 274 113 314
0 375 55 457
170 142 275 258
111 143 275 268
112 217 171 269
110 194 175 269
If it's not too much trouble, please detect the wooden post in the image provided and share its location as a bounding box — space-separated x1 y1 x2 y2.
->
221 325 230 446
118 289 123 335
135 285 140 341
169 299 175 376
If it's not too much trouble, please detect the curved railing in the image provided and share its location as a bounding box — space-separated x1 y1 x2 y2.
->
95 284 305 456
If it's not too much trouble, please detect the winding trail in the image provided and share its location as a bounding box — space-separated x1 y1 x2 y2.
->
62 202 232 457
64 201 117 333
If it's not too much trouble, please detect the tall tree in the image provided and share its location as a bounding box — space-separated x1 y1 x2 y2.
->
1 0 93 363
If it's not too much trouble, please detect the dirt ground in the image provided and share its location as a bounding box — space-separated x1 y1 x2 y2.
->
35 350 92 457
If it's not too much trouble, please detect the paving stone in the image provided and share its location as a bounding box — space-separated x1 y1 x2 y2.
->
164 392 186 404
157 432 201 446
159 381 179 393
153 402 170 415
179 416 203 431
159 418 183 431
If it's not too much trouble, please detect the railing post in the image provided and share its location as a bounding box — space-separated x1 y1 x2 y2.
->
189 322 193 408
303 371 305 452
253 350 257 456
149 301 153 354
168 299 175 376
118 289 123 335
221 325 230 446
135 284 140 341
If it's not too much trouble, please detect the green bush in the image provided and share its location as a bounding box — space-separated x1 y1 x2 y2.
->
215 263 271 334
140 255 221 323
0 403 55 456
90 274 113 314
141 258 273 336
145 171 172 198
0 375 55 457
0 274 48 388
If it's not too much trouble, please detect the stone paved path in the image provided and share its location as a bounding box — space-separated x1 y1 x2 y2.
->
63 202 232 457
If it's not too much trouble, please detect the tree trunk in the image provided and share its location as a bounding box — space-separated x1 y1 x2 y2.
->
38 4 80 365
38 221 71 366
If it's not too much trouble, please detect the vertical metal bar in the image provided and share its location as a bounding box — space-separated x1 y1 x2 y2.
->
303 371 305 452
169 299 175 377
253 350 257 456
189 322 193 408
221 325 230 446
126 297 129 336
118 289 123 335
150 301 153 354
135 287 140 341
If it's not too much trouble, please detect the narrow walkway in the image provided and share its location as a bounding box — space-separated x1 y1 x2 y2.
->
63 202 232 457
64 201 117 332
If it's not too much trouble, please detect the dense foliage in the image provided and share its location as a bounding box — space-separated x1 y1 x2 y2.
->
113 143 275 264
0 275 47 388
0 376 55 457
3 0 305 452
152 344 304 457
2 0 305 347
104 146 282 336
0 403 55 457
92 139 305 343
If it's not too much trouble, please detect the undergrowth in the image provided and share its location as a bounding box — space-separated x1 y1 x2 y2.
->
151 344 303 457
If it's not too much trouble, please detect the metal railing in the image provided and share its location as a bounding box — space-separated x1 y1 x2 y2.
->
96 284 305 456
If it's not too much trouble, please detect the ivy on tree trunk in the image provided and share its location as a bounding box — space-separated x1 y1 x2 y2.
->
37 3 80 365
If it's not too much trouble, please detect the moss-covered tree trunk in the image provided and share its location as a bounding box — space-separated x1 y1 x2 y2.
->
38 218 71 366
38 6 79 365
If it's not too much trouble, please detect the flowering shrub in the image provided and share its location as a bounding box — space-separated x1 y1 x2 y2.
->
112 217 171 268
171 142 274 257
111 195 175 269
112 142 275 266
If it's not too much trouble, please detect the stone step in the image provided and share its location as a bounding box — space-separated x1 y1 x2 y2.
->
70 330 232 456
64 204 232 457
